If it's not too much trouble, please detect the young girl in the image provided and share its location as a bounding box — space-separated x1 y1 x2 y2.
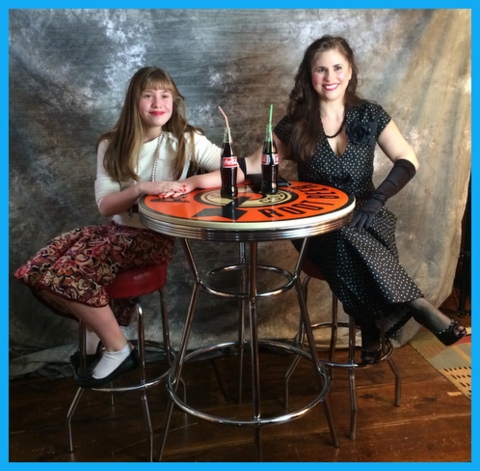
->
14 66 230 388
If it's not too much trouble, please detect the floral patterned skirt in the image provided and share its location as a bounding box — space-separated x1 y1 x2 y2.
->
14 221 174 326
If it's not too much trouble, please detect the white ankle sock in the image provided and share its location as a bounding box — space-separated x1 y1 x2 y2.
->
86 330 101 355
92 343 132 379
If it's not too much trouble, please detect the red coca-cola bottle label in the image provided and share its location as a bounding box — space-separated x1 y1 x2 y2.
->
262 153 279 165
222 156 238 168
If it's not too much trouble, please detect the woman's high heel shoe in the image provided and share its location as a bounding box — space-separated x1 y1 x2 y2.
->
433 319 467 346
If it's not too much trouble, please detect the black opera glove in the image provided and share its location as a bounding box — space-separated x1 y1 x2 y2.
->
349 193 386 230
349 158 417 231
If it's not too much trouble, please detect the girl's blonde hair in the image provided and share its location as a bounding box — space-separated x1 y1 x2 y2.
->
97 66 204 181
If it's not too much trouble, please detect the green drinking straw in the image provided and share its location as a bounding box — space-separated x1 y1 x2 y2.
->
269 104 273 130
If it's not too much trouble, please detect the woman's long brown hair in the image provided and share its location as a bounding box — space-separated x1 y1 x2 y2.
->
97 66 204 181
286 35 365 163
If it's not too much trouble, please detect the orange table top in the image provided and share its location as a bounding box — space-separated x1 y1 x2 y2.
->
139 181 355 242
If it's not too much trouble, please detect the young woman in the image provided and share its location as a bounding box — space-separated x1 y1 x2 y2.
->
241 35 466 363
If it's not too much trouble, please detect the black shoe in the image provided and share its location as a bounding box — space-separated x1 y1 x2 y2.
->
361 346 382 365
433 319 467 346
75 347 140 389
70 345 103 371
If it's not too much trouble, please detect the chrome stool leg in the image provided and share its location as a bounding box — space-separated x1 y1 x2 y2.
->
136 300 155 462
66 321 87 452
380 314 401 407
347 316 358 440
66 387 84 452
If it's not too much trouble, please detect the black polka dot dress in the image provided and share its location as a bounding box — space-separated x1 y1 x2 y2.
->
275 101 423 339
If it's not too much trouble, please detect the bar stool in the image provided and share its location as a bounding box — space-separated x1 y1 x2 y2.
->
65 263 172 462
284 258 401 440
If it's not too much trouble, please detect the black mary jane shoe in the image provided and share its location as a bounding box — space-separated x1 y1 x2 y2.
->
69 342 103 371
74 347 140 389
433 319 467 346
361 346 382 365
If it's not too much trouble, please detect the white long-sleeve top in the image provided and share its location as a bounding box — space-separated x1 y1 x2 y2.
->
95 131 221 228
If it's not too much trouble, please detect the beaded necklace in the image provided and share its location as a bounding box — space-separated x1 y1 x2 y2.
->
128 132 165 218
150 132 165 182
323 114 346 139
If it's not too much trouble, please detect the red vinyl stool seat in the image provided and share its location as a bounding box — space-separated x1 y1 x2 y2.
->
66 263 171 462
284 258 401 440
107 264 168 298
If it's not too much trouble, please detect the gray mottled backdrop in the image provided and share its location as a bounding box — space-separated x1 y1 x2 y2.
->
9 9 471 378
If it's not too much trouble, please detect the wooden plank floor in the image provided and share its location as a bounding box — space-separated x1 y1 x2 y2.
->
9 320 471 462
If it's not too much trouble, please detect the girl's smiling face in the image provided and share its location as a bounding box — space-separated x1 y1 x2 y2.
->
138 87 173 135
311 48 353 102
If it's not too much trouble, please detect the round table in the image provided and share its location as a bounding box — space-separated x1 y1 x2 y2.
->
139 181 355 460
140 180 354 241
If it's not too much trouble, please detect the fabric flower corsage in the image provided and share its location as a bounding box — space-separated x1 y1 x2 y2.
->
346 120 378 147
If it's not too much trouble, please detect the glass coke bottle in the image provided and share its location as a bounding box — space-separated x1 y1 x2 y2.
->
261 123 279 196
220 127 238 199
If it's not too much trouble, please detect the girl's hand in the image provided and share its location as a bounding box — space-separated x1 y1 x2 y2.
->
139 181 189 198
158 182 189 199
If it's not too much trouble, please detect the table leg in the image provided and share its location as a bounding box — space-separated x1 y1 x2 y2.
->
237 242 247 403
248 241 262 460
293 238 339 448
156 239 202 461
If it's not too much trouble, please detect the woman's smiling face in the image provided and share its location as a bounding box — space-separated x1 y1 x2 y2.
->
311 48 353 102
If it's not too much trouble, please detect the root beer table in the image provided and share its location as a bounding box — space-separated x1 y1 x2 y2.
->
139 181 355 460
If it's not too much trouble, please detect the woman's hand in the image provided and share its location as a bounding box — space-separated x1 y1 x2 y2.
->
349 195 385 230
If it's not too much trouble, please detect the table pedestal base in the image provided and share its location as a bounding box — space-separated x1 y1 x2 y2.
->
155 238 339 461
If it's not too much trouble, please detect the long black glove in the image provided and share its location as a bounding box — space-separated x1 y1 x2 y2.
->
349 159 416 230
